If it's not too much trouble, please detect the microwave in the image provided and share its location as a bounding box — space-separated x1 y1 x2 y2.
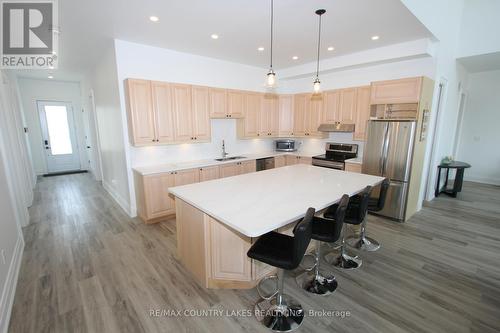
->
275 139 297 152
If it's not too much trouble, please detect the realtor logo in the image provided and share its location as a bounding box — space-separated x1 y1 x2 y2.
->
1 0 58 68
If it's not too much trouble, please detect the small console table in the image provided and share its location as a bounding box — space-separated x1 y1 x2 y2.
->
435 161 471 198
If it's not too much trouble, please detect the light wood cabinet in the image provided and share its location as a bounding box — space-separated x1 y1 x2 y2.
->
293 94 307 136
285 155 311 165
308 94 323 136
260 94 279 137
240 160 256 174
322 90 341 123
345 162 362 173
219 163 240 178
370 77 423 104
237 92 261 138
140 173 175 221
126 79 156 145
127 79 211 146
199 166 220 182
354 86 371 141
174 168 200 186
209 88 227 118
135 168 199 223
191 86 211 141
226 90 245 118
278 95 294 137
151 81 175 143
274 155 286 168
340 88 357 124
220 160 256 178
171 83 194 142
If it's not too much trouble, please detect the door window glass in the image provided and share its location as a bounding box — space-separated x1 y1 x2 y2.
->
44 105 73 155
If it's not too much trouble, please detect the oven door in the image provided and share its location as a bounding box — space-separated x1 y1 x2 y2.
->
312 159 345 170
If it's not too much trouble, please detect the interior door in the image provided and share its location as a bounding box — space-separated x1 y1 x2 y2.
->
383 121 416 181
362 121 388 176
38 101 81 173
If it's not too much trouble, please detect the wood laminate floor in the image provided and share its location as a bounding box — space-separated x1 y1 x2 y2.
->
8 174 500 333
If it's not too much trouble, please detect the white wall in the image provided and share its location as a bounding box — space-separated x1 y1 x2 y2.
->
401 0 470 203
0 70 28 333
456 70 500 185
458 0 500 58
17 78 88 175
85 44 131 215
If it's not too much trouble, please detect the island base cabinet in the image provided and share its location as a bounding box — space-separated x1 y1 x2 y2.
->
175 198 276 289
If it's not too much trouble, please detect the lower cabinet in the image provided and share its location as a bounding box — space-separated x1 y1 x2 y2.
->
274 155 286 168
285 155 312 166
220 160 256 178
199 165 220 181
135 168 199 223
345 162 362 173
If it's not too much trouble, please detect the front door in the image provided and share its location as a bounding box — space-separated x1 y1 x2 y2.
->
38 101 81 173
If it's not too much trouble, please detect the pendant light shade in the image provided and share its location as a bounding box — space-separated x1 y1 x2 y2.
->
313 9 326 93
266 0 276 88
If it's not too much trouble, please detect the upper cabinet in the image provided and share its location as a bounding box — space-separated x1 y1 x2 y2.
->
278 95 294 137
322 90 341 123
260 94 279 137
126 79 211 146
339 88 357 124
126 79 156 145
370 77 423 104
226 90 245 118
237 92 261 138
353 86 371 141
209 88 227 118
151 81 175 144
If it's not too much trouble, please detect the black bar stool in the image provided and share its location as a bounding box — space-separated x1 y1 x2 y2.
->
324 186 372 270
247 208 314 332
346 179 389 252
296 195 349 296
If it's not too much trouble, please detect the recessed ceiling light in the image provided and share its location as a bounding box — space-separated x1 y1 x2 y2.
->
258 47 265 51
292 56 299 60
48 74 54 79
371 35 379 40
327 46 334 51
51 50 57 55
211 34 219 40
49 65 54 69
149 16 159 22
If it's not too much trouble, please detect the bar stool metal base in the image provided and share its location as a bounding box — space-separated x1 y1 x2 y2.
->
296 271 338 296
324 251 362 270
254 295 305 332
345 235 380 252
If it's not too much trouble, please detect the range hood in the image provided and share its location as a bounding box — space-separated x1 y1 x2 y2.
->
318 122 355 132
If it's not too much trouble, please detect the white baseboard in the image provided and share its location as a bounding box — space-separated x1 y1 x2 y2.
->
464 176 500 186
0 234 24 333
101 180 132 217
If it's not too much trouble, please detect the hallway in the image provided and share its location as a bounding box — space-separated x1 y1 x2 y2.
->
8 174 500 332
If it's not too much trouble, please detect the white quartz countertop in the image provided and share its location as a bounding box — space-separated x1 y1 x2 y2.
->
133 151 320 176
169 164 384 238
345 157 363 164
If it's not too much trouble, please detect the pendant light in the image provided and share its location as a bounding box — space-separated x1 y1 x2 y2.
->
313 9 326 93
266 0 276 87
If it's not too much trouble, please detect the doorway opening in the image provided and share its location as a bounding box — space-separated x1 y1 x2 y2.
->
37 101 82 174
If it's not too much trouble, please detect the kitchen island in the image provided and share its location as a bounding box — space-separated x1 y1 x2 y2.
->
169 164 384 289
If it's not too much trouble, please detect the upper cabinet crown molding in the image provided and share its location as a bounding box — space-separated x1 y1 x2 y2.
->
370 77 423 104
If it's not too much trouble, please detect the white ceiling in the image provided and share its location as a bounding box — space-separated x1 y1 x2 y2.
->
17 0 433 81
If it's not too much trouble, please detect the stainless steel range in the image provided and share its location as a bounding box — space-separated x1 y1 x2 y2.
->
312 143 358 170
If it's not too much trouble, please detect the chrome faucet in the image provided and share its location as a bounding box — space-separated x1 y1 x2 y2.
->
222 140 228 159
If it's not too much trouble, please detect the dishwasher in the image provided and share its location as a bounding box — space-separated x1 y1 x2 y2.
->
256 157 275 171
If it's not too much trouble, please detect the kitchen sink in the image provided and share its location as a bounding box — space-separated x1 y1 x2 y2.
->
214 156 246 162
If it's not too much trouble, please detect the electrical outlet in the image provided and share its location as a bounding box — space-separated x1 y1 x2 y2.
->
0 249 5 265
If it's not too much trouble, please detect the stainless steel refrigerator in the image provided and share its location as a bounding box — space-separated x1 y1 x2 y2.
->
362 120 416 221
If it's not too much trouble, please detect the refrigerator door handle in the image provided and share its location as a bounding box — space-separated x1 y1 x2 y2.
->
381 125 390 176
